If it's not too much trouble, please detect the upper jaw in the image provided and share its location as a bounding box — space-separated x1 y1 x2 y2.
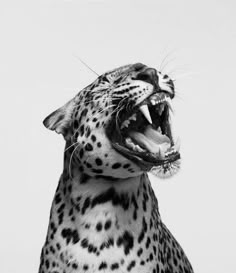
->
109 92 181 170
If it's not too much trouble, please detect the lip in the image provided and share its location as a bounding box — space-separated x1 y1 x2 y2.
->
112 141 180 171
106 92 181 170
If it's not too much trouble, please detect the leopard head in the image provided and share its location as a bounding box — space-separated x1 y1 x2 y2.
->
43 63 180 179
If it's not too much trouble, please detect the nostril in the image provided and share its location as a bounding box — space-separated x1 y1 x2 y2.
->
136 73 150 82
136 68 158 85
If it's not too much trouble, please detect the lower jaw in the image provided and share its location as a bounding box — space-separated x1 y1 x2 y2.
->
112 142 180 172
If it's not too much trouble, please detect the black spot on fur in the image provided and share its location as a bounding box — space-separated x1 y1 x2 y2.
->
80 108 88 118
116 230 134 255
83 264 89 271
95 158 103 166
74 120 79 129
91 187 130 210
111 263 119 270
61 228 80 245
104 219 112 230
81 238 88 248
138 217 147 243
85 143 93 151
137 247 143 257
55 193 62 204
112 163 121 169
88 244 97 253
92 168 103 174
91 135 96 142
99 262 107 270
72 263 78 269
58 212 64 225
96 222 102 232
82 197 91 214
85 127 91 137
145 236 151 249
140 260 145 266
56 243 61 250
86 162 92 168
127 260 136 271
45 259 50 269
57 203 65 214
79 124 85 136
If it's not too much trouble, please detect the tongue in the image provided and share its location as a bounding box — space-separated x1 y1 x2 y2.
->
129 126 171 156
144 125 170 144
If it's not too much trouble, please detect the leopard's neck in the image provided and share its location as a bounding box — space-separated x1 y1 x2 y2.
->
51 170 161 241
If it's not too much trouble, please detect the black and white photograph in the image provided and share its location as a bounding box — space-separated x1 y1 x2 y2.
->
1 1 235 273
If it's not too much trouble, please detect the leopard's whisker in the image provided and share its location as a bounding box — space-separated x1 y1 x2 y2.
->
64 141 80 152
68 143 81 179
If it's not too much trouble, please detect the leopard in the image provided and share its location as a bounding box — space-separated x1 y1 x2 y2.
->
39 63 194 273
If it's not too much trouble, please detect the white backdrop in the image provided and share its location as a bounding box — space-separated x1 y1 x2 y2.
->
1 1 235 273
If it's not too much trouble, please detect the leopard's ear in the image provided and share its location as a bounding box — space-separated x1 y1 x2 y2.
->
43 99 75 139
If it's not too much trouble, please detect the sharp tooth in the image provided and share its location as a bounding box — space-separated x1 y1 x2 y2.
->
158 104 165 115
125 138 134 149
157 126 162 133
126 137 132 143
150 99 156 105
158 146 165 159
121 120 130 129
174 137 181 152
129 113 137 121
134 145 145 152
139 104 152 124
166 97 174 113
168 109 173 124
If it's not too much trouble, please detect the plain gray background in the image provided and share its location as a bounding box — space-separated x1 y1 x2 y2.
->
1 0 235 272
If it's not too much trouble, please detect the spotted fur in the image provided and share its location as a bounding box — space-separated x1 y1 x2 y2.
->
39 63 194 273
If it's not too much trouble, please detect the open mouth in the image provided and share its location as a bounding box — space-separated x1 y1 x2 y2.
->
108 92 181 171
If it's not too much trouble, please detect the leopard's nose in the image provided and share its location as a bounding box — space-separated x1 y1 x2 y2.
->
136 67 159 87
136 67 175 98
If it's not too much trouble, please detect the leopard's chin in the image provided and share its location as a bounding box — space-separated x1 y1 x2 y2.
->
107 92 181 177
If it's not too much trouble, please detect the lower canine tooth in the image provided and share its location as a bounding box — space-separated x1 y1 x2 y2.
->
174 137 181 152
166 97 174 113
158 147 165 159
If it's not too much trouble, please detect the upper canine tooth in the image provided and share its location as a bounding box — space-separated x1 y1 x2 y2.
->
158 104 165 115
139 104 152 124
